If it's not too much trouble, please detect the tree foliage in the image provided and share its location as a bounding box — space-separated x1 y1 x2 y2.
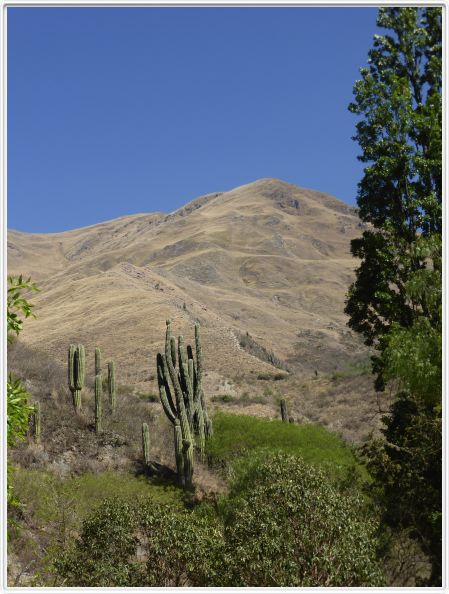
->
345 7 441 389
7 275 39 505
7 275 39 342
346 7 442 585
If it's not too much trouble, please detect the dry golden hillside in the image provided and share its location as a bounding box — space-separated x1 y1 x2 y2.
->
8 178 383 441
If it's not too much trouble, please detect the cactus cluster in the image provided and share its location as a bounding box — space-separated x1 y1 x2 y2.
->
68 344 117 432
68 344 85 413
157 320 212 488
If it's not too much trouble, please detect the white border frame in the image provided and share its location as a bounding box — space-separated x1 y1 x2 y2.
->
0 1 447 592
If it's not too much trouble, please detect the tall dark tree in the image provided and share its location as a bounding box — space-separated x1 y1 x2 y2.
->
346 7 442 585
345 7 442 388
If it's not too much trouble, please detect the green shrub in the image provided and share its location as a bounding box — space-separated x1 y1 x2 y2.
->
211 394 235 403
215 452 384 586
54 499 222 587
257 372 288 381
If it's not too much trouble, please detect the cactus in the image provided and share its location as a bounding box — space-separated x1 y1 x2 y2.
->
142 422 150 467
194 324 213 438
108 361 116 414
95 374 102 434
183 437 194 489
31 401 41 444
95 347 101 375
156 320 212 488
68 344 85 413
280 398 288 423
173 419 185 486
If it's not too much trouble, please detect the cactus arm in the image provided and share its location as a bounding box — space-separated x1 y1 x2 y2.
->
159 384 177 425
108 361 116 413
142 422 150 466
34 401 41 444
170 336 177 369
95 347 101 376
183 438 194 488
174 420 185 487
178 336 194 424
75 345 85 391
68 344 76 391
95 374 102 434
194 324 203 401
187 357 195 390
195 406 206 462
157 354 177 418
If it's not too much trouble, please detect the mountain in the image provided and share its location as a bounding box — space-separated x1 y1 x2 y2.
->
8 178 378 440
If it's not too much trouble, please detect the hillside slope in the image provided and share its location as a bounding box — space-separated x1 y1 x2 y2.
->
8 178 379 438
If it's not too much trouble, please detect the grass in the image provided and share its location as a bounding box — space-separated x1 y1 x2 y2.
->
11 468 185 528
206 412 368 482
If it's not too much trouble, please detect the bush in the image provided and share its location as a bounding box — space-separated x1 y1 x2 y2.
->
53 454 383 587
215 452 384 586
54 499 143 586
54 499 222 587
136 392 159 402
211 394 235 403
257 372 288 381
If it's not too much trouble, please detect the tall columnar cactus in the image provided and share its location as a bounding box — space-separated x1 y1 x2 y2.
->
156 320 212 488
280 398 288 423
142 422 150 467
68 344 85 413
108 361 116 414
95 348 101 376
31 401 41 444
95 374 102 434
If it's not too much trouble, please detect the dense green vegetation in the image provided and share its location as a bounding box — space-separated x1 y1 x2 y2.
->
54 452 383 587
207 412 368 482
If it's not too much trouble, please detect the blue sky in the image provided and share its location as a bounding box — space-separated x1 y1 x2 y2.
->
8 7 378 233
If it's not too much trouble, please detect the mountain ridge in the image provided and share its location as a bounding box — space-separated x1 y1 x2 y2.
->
8 178 375 438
